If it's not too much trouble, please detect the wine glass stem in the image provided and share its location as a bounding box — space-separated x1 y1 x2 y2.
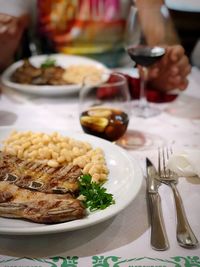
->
139 66 148 109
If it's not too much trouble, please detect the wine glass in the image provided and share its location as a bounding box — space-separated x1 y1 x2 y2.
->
124 4 166 118
79 72 131 142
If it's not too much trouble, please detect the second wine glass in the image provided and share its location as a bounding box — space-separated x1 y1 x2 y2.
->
125 4 166 118
79 72 131 142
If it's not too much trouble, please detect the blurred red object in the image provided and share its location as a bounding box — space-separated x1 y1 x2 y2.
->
96 73 124 100
125 74 178 103
97 73 178 103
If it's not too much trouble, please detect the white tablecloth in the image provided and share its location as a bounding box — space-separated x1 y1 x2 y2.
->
0 67 200 267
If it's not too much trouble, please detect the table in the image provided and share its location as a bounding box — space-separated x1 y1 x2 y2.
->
0 67 200 267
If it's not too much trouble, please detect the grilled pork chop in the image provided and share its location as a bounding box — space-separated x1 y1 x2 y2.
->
0 181 86 223
0 151 82 194
0 151 87 223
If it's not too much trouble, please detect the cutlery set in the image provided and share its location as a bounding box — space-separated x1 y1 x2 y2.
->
146 147 199 250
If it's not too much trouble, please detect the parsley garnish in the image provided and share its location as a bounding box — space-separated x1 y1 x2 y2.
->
79 174 115 211
41 58 56 68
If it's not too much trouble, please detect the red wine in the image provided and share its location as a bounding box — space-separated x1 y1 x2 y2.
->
80 107 129 142
127 46 165 67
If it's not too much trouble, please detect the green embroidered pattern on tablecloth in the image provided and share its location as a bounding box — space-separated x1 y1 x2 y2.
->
0 256 78 267
92 256 200 267
0 255 200 267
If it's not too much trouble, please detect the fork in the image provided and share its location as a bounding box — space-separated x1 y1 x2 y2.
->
158 147 199 248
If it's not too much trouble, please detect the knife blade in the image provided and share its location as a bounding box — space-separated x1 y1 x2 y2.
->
146 158 169 250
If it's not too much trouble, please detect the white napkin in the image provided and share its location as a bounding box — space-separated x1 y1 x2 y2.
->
167 149 200 177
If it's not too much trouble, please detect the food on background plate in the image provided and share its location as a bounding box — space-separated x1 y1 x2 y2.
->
62 64 104 85
0 130 114 224
11 59 67 86
11 58 104 86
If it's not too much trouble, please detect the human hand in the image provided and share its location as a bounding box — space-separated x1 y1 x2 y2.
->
0 13 28 71
147 45 191 92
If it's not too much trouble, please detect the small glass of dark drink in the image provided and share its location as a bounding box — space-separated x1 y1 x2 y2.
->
79 72 131 142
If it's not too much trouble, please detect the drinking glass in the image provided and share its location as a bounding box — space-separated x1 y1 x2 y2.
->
79 72 131 142
124 4 166 118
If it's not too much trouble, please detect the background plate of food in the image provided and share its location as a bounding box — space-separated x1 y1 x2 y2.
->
0 126 143 235
1 54 110 96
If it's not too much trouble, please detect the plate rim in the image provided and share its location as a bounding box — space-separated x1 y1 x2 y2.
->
1 54 110 96
0 126 143 235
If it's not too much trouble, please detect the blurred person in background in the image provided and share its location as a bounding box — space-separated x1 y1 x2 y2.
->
0 14 29 72
165 0 200 62
167 0 200 68
0 0 191 92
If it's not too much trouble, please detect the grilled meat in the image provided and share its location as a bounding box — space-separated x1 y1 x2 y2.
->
11 59 69 85
0 181 86 223
0 151 82 194
41 66 67 85
0 151 86 223
11 59 42 84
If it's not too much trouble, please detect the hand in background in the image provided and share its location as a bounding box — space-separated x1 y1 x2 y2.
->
147 45 191 92
0 13 28 72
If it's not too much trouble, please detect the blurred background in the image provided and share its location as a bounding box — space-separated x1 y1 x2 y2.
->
165 0 200 67
0 0 199 69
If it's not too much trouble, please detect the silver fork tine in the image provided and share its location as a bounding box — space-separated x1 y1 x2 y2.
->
158 146 168 178
162 147 167 177
166 147 171 177
163 146 172 178
158 147 161 175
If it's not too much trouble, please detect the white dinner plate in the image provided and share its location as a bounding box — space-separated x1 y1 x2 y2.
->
1 54 110 96
0 126 143 235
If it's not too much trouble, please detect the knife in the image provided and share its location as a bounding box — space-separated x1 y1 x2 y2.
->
146 158 169 250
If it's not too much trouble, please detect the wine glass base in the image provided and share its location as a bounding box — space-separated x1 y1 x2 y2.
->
133 105 161 118
116 130 166 150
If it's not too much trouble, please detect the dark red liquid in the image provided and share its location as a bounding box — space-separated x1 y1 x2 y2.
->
80 108 129 142
127 46 165 67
